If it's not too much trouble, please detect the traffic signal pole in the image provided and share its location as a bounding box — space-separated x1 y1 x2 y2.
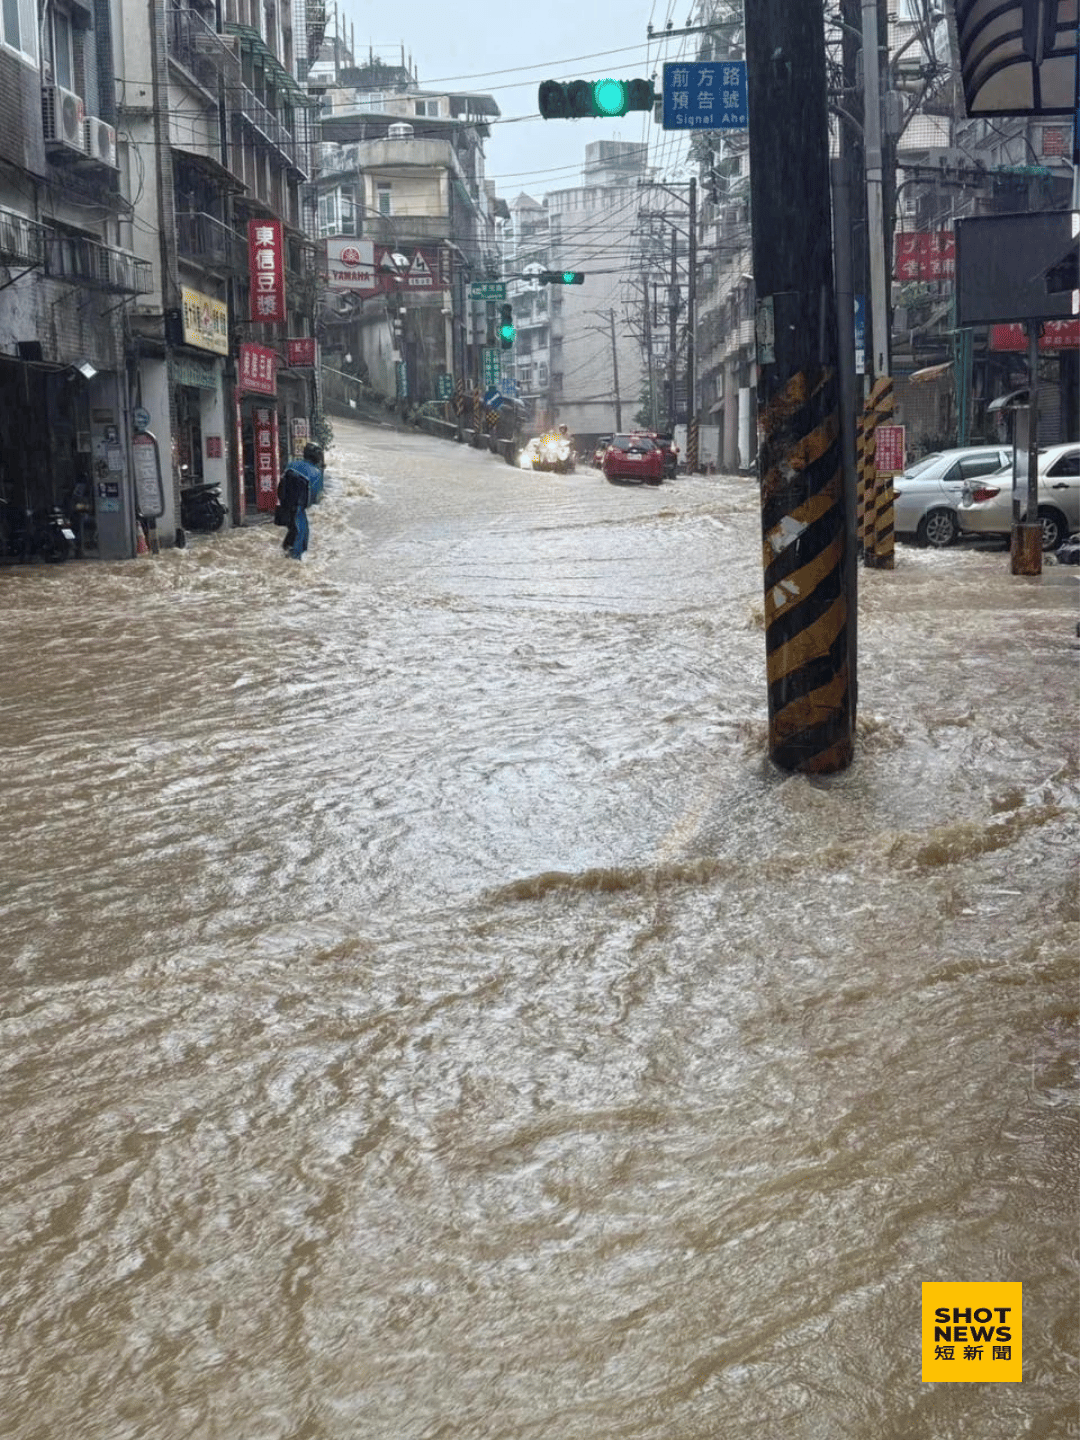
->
746 0 856 773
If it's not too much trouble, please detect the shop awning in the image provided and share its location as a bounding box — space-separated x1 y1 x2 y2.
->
954 0 1078 116
909 362 951 383
224 23 309 101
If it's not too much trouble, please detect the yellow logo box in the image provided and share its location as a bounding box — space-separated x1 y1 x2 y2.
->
922 1282 1022 1382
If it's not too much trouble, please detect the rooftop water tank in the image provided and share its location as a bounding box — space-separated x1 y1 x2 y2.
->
387 122 414 140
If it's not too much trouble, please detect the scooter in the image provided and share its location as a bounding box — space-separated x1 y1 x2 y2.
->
180 482 226 532
1 499 75 562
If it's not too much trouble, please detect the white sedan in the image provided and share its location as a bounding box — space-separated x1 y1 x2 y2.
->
891 446 1012 547
958 443 1080 551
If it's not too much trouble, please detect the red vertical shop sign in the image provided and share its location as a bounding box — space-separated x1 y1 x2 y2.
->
253 405 278 511
248 220 286 323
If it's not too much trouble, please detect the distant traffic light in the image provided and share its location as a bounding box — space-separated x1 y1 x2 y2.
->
498 303 515 349
538 270 585 285
537 77 654 120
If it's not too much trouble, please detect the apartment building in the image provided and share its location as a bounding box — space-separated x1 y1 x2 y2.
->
310 53 501 410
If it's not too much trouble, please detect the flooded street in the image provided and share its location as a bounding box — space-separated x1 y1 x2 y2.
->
1 417 1077 1439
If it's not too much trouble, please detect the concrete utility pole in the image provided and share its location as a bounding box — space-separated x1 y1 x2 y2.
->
608 309 622 431
746 0 856 773
668 231 678 433
642 270 656 429
686 176 698 472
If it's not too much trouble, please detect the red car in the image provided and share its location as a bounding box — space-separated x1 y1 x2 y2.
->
602 433 664 485
632 430 679 477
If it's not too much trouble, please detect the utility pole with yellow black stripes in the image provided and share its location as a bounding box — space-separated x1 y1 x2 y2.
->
746 0 856 774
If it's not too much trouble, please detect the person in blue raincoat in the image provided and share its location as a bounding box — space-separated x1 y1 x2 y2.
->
277 442 324 559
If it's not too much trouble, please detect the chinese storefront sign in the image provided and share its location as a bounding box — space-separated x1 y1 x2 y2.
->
253 405 277 511
894 231 956 281
180 286 229 355
875 424 906 475
990 319 1080 350
290 417 309 457
239 343 278 397
248 220 286 323
287 337 317 367
662 61 747 129
204 435 223 459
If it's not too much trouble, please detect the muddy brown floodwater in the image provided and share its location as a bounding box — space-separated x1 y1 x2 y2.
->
1 417 1077 1439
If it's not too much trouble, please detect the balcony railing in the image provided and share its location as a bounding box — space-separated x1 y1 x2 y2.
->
167 7 240 92
0 206 46 267
176 211 246 271
237 83 303 172
45 235 154 293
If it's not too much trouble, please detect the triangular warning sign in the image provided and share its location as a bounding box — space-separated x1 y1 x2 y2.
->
409 251 433 285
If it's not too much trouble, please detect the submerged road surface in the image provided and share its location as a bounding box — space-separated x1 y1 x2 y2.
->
1 419 1077 1438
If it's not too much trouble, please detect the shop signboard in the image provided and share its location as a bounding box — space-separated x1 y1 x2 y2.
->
239 343 278 396
180 286 229 355
894 231 955 282
248 220 286 323
290 417 309 456
253 405 277 511
989 319 1080 350
287 337 317 367
131 430 165 518
326 237 376 291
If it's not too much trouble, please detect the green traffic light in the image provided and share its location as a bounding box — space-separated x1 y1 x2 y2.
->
593 78 627 117
499 324 515 341
562 272 575 285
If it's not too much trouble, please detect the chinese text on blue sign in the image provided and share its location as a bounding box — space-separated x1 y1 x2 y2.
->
662 61 748 130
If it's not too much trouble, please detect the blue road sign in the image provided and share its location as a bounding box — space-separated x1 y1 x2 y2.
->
662 61 747 130
483 386 503 409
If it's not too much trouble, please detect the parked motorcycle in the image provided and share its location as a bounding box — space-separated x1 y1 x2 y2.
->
0 499 76 562
180 482 226 532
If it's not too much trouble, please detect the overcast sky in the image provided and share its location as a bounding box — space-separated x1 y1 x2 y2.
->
336 0 703 202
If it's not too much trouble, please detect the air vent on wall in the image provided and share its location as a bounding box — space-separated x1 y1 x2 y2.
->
42 84 86 154
83 116 118 168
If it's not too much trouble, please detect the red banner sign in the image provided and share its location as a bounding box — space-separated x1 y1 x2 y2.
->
239 343 278 396
894 231 956 282
287 337 317 367
876 424 906 475
248 220 286 323
253 405 278 511
989 319 1080 351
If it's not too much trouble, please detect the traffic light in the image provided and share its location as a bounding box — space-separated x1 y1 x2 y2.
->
498 303 515 349
538 270 585 285
538 77 654 120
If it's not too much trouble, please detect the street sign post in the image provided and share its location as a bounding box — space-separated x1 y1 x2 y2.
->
483 386 503 410
470 281 506 301
662 61 748 130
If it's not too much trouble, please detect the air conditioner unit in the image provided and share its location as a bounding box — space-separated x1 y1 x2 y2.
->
83 116 118 168
42 84 86 154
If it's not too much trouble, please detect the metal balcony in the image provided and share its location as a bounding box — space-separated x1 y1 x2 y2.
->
176 211 246 271
237 83 303 172
167 7 240 93
0 206 46 268
45 234 154 293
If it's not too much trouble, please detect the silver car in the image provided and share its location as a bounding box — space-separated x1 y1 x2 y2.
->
892 446 1012 548
958 443 1080 551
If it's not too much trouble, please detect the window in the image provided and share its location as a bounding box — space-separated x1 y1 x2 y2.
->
537 363 548 386
51 8 73 88
414 100 439 117
2 0 38 64
376 183 392 216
